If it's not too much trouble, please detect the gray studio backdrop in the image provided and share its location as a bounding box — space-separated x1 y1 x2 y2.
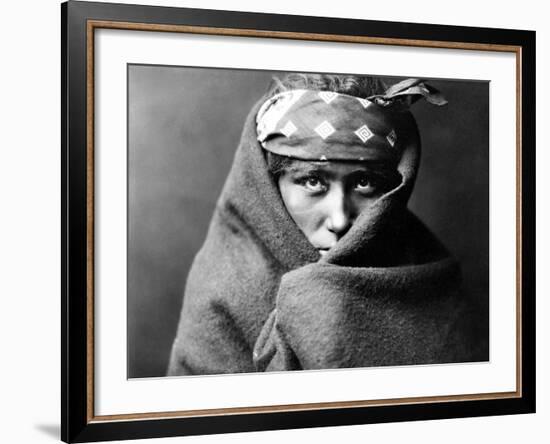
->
128 65 489 378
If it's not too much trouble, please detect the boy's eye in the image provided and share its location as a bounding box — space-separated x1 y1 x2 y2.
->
300 176 326 193
354 176 377 194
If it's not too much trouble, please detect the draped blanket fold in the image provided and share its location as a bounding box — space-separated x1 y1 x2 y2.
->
167 96 478 376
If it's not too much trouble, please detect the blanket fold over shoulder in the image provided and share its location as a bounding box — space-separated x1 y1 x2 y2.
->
253 257 468 371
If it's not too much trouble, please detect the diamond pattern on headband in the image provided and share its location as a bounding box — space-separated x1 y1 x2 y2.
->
356 98 372 109
280 120 297 137
315 121 336 140
354 124 374 143
318 91 338 104
386 129 397 147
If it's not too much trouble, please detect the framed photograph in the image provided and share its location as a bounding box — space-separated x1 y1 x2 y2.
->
62 0 535 442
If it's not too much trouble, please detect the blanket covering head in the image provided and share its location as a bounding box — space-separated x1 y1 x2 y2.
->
167 78 479 375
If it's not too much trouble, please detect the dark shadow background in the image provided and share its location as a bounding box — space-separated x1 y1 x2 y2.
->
128 65 489 378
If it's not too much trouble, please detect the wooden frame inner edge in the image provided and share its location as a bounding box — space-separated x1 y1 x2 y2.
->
85 19 523 423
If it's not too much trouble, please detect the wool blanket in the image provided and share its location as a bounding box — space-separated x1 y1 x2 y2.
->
167 97 479 376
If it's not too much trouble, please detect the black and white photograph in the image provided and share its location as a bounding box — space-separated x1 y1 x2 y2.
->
127 66 489 378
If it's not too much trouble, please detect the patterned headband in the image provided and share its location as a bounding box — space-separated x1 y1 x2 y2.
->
256 78 447 162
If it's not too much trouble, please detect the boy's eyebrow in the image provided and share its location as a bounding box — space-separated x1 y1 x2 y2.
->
285 162 381 175
285 163 329 174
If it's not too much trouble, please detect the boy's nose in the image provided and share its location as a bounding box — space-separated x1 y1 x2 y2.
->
325 187 352 236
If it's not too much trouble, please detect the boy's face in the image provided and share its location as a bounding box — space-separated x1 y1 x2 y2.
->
278 160 397 256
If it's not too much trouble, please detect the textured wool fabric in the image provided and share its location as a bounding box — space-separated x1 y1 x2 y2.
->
167 94 478 376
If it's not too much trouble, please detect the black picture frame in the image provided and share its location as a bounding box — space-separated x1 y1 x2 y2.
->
61 1 536 442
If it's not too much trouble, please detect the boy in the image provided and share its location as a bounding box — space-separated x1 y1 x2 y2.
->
168 73 475 375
